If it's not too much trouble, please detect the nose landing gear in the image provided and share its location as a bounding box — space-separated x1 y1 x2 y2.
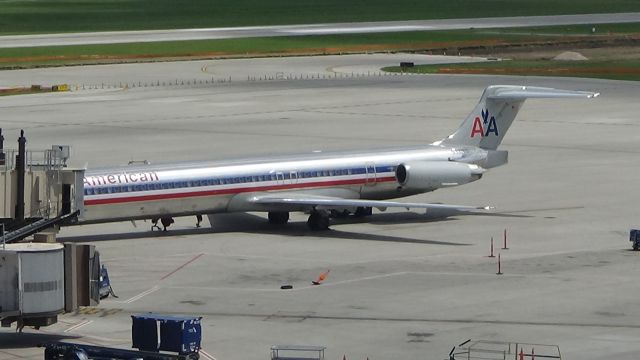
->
160 217 174 231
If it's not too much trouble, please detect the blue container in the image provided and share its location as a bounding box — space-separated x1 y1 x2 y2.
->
132 314 202 355
99 265 112 299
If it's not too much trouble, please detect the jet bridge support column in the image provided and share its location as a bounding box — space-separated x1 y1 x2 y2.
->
15 130 26 222
0 129 5 166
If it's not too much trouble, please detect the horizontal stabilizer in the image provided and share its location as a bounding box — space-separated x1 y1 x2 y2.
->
487 86 599 100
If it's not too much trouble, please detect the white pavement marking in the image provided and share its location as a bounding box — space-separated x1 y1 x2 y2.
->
117 286 160 304
287 25 428 34
164 271 523 293
200 350 217 360
64 320 93 333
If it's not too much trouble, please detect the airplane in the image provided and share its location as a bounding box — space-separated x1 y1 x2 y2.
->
81 85 598 231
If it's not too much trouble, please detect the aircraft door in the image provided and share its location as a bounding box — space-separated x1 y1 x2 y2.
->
289 171 298 185
365 162 376 186
276 172 285 185
62 184 71 215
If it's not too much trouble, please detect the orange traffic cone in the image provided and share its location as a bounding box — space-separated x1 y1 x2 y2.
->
312 269 330 285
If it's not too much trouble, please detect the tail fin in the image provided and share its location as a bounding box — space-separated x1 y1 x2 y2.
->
436 85 598 150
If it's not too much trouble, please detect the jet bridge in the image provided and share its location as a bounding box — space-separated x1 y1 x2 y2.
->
0 129 94 330
0 129 84 243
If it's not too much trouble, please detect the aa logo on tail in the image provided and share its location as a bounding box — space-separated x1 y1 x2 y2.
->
470 109 499 138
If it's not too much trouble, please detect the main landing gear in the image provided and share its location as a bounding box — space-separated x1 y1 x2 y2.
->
307 210 330 231
268 211 290 225
267 207 373 231
268 210 328 230
151 217 175 231
354 206 373 217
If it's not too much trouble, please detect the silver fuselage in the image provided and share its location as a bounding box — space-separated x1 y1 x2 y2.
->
82 145 487 223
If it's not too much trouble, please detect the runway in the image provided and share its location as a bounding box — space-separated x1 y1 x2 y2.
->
1 12 639 48
1 54 640 360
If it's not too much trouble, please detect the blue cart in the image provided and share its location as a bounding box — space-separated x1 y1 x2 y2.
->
132 314 202 357
630 229 640 251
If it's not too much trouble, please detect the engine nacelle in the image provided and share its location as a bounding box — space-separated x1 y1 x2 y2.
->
395 161 484 191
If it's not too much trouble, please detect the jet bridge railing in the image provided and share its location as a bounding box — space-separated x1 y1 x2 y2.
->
3 210 79 244
0 148 66 172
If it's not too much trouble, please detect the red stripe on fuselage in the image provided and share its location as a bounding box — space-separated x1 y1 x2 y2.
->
84 176 397 206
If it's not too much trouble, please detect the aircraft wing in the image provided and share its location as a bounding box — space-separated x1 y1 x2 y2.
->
246 192 491 212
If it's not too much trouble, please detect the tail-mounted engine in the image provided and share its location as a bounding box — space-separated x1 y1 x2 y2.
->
395 161 485 191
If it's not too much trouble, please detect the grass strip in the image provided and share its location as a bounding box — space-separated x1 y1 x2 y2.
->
384 59 640 81
2 0 640 35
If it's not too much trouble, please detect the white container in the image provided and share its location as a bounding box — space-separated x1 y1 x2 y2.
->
0 243 64 316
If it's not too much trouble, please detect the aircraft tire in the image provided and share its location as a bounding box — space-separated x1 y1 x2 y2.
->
307 211 330 231
330 209 349 218
354 206 373 217
268 211 290 225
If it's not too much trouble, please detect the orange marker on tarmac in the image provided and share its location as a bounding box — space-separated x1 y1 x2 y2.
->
312 269 330 285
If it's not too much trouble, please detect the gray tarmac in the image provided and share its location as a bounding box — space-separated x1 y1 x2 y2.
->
1 13 640 48
1 54 640 360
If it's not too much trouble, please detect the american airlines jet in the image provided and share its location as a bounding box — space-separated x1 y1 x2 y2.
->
81 85 598 230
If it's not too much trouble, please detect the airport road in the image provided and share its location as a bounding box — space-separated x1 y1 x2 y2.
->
1 54 640 360
0 12 639 48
